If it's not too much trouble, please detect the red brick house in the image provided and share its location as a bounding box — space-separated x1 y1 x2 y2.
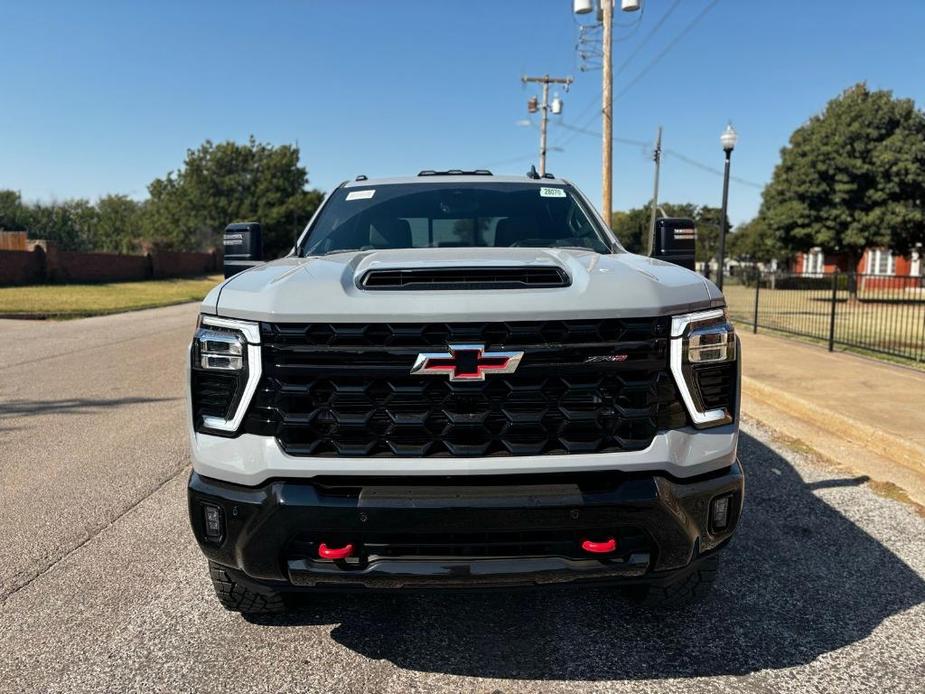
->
794 246 922 288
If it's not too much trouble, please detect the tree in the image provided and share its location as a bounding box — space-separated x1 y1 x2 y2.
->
0 190 29 231
93 195 144 254
761 83 925 269
610 207 649 254
611 202 725 263
21 199 99 251
728 217 784 265
142 137 324 257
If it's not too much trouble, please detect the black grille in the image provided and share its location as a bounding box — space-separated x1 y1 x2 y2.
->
359 266 570 291
694 363 737 411
191 370 239 420
243 319 687 457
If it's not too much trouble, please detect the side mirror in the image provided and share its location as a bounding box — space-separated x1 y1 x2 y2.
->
651 217 696 271
223 222 263 278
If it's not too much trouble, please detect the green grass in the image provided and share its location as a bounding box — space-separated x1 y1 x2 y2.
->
723 282 925 365
0 275 223 318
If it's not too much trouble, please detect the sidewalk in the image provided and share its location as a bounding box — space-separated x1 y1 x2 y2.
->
737 330 925 508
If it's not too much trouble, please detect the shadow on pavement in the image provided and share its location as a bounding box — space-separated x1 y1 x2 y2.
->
0 397 177 423
248 432 925 680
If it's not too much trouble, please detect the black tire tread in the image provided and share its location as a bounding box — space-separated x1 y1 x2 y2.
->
627 553 720 608
208 561 286 614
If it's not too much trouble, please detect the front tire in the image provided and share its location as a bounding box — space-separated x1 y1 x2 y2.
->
623 553 720 608
208 561 286 614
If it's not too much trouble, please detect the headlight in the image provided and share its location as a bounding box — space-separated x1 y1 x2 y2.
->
189 315 262 434
670 309 738 427
196 329 244 370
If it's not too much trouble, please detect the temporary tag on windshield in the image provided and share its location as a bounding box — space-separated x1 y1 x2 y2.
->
540 187 566 198
346 189 375 201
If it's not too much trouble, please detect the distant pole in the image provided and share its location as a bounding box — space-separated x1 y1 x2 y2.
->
522 75 573 176
718 151 731 289
828 270 838 351
601 0 613 222
717 123 738 290
539 78 550 175
647 126 663 255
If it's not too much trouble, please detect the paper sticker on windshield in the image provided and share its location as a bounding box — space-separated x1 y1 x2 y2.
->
540 187 566 198
346 189 375 201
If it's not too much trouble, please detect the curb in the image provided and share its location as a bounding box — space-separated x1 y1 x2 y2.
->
742 375 925 473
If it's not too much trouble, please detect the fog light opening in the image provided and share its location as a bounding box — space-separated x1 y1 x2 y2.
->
710 494 732 531
202 503 224 541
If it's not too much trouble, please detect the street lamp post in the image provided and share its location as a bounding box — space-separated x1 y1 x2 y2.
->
717 122 738 290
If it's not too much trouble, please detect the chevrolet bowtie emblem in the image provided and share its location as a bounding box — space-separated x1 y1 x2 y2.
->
410 343 524 382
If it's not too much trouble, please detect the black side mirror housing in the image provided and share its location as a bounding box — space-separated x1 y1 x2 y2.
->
651 217 696 271
223 222 263 278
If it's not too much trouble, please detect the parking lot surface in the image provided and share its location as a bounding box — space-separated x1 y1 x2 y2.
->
1 306 923 693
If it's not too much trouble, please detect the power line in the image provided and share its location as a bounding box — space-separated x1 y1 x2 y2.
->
557 0 722 149
612 2 645 40
556 122 649 149
483 152 539 169
551 121 765 189
616 0 682 74
663 149 764 189
614 0 722 101
565 6 647 135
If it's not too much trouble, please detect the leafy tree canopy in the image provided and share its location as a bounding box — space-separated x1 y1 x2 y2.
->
611 202 728 262
0 190 144 253
95 195 144 254
143 137 323 257
760 83 925 262
727 217 785 264
3 137 323 256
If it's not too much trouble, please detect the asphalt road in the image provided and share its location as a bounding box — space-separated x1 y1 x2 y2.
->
1 305 924 693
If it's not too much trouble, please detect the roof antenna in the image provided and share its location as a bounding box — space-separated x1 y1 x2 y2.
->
526 164 540 180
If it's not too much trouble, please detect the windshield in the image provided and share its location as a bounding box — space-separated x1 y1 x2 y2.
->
299 182 615 256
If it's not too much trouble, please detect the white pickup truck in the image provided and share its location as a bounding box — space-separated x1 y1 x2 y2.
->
186 170 743 614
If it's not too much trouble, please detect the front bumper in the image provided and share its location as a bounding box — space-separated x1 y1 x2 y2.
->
190 424 740 486
188 460 744 591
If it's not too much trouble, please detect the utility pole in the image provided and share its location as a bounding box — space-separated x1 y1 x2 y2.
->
647 125 662 256
601 0 613 221
522 74 573 176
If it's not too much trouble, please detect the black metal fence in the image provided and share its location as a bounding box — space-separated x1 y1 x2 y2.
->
724 271 925 363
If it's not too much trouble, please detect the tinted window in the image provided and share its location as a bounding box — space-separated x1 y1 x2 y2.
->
300 183 613 255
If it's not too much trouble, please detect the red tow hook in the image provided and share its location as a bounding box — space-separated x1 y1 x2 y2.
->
318 542 354 560
581 538 617 554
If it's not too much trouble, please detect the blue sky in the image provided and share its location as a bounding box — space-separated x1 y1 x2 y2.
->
2 0 924 225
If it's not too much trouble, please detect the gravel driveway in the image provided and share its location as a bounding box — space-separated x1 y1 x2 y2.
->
1 307 922 692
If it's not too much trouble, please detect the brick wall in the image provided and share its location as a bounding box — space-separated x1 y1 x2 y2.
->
150 250 218 279
0 244 221 286
45 247 153 283
0 247 46 285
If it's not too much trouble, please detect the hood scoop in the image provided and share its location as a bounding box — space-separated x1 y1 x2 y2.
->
359 265 571 291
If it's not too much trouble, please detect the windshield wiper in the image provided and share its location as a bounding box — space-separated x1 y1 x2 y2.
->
307 248 369 257
553 245 602 253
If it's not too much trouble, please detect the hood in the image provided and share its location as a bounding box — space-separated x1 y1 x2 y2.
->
205 247 720 323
